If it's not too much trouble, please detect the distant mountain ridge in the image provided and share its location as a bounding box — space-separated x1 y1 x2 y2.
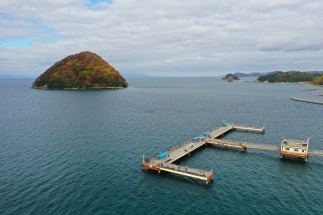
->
234 72 262 77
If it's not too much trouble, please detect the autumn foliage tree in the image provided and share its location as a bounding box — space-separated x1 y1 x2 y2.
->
32 51 128 89
312 75 323 85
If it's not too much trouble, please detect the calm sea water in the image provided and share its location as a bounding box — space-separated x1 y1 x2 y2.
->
1 77 323 215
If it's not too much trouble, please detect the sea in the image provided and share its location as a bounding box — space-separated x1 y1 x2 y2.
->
1 77 323 215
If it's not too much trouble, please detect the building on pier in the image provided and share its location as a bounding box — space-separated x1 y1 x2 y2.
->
280 138 309 162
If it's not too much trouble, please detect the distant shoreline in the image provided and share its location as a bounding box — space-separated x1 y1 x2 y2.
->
246 80 323 87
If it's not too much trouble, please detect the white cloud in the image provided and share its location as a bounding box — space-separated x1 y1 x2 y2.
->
0 0 323 77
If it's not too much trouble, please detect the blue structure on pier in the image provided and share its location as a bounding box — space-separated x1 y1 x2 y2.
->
193 136 200 142
156 152 168 160
203 131 210 136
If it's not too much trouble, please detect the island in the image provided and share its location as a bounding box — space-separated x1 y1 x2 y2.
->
257 71 323 85
32 51 128 89
222 73 240 82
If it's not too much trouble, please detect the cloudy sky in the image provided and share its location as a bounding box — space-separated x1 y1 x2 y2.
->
1 0 323 77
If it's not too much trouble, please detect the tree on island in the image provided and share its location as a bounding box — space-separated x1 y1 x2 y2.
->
312 75 323 85
32 51 128 89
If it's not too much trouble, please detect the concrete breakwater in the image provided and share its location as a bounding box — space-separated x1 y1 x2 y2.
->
291 97 323 105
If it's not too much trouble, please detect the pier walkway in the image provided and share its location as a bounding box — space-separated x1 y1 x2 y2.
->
207 139 279 151
308 150 323 156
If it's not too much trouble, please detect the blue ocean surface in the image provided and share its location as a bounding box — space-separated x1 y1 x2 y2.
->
1 77 323 214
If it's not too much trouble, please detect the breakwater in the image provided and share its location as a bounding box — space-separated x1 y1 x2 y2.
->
291 97 323 105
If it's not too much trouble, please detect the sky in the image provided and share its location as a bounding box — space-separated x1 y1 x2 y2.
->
1 0 323 77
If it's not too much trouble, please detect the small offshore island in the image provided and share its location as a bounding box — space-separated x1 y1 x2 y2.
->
32 51 128 89
222 73 240 82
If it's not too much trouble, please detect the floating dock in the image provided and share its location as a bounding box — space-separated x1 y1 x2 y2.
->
142 122 323 184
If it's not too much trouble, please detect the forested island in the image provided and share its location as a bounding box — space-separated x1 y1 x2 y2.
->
32 51 128 89
257 71 323 85
222 73 240 82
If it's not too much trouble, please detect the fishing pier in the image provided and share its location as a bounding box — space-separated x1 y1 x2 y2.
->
142 122 323 184
142 123 264 184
